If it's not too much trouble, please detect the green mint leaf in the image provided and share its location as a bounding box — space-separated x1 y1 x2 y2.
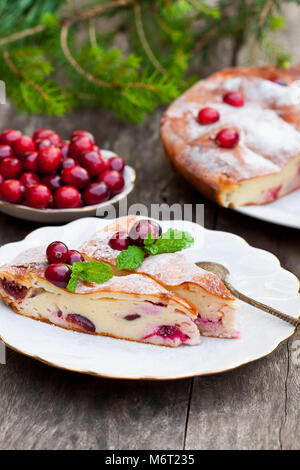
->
66 270 79 293
144 243 159 255
145 229 194 255
66 262 113 292
73 261 113 284
144 232 156 246
116 246 145 271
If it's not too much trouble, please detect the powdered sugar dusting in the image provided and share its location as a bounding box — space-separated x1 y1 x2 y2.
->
81 230 120 263
137 253 234 299
81 216 137 262
163 71 300 182
75 273 170 296
11 247 47 267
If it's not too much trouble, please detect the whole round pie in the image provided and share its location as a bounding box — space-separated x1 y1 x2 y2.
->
161 65 300 207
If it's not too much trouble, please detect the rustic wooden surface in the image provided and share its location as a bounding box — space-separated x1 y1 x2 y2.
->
0 101 299 451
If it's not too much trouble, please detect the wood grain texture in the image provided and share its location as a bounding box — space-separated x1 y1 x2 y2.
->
0 62 299 450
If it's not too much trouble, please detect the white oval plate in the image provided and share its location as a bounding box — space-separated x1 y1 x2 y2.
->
0 150 136 224
233 190 300 229
0 217 299 380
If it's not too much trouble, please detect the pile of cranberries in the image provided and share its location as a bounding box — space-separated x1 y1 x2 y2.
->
108 219 162 251
45 241 84 288
0 128 125 209
196 76 287 149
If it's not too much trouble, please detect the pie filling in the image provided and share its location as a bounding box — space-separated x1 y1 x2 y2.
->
0 278 200 347
171 285 239 339
221 154 300 207
1 279 28 300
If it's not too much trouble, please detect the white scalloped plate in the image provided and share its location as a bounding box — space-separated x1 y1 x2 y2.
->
0 217 299 380
234 190 300 229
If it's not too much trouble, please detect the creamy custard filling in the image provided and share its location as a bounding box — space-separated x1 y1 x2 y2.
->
220 154 300 207
0 277 200 346
171 285 239 338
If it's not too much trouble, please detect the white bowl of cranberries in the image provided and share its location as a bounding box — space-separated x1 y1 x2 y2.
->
0 128 136 223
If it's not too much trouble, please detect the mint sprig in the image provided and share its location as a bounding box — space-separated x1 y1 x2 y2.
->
66 261 113 292
116 246 145 271
116 228 194 271
144 229 194 255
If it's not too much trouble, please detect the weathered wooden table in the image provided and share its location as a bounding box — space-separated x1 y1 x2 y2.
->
0 101 299 450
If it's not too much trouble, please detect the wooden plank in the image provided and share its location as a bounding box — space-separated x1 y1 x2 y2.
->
0 349 192 449
280 329 300 450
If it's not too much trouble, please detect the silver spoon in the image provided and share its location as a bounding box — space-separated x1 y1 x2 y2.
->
196 261 300 328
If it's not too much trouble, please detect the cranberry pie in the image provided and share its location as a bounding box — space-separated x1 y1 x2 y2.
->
161 65 300 207
81 216 239 338
0 247 200 347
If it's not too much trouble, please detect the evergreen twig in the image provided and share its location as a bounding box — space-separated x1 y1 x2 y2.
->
0 0 295 122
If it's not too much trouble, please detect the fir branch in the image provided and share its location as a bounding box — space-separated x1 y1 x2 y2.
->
0 25 45 47
259 0 276 28
134 2 168 75
0 0 296 123
60 21 115 89
88 19 98 48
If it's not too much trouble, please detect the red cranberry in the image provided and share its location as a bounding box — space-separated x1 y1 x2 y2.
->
61 158 76 170
0 179 24 203
198 107 220 125
157 325 189 342
0 145 13 161
109 232 130 251
124 314 140 321
215 128 239 148
68 136 94 159
223 91 244 107
269 76 288 86
45 263 71 289
101 158 111 172
41 174 62 193
93 145 101 154
66 314 95 332
13 135 35 158
1 279 27 300
0 157 22 179
35 132 61 149
98 170 124 195
46 241 69 264
129 220 162 246
109 156 125 173
37 146 62 174
66 250 85 264
61 141 70 158
24 184 52 209
23 152 38 172
71 130 95 144
79 151 106 178
33 129 55 140
0 174 3 186
0 129 21 146
61 165 90 189
39 132 61 147
35 138 52 150
20 172 40 187
83 182 109 205
54 186 80 209
75 197 83 208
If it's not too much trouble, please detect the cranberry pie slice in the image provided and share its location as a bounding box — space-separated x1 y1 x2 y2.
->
81 217 239 338
161 65 300 207
0 248 200 347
